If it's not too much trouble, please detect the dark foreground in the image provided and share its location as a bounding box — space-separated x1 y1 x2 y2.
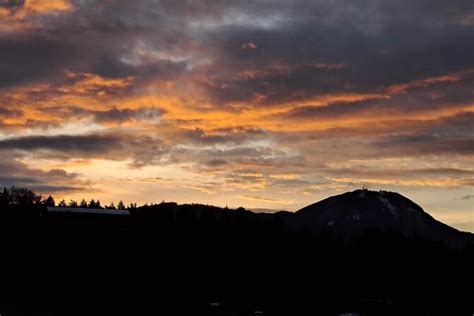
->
0 198 473 315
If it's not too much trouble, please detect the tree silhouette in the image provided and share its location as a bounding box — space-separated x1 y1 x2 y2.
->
80 199 88 208
88 199 103 209
88 199 96 208
8 186 41 206
106 202 116 209
0 187 12 207
44 195 56 207
117 200 126 210
68 200 78 208
58 199 67 207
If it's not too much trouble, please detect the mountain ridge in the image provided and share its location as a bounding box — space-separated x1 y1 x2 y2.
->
285 189 473 247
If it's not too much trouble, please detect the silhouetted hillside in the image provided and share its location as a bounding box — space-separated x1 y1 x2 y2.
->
0 189 472 315
289 189 473 247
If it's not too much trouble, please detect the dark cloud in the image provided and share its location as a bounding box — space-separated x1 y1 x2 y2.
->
0 133 167 167
199 0 474 105
378 136 474 156
0 134 123 154
0 159 86 193
90 107 162 123
371 112 474 157
0 0 471 132
0 107 22 117
0 1 195 89
275 111 474 161
0 0 24 9
0 35 76 89
203 159 228 167
286 72 474 120
93 108 139 123
176 127 266 145
1 0 471 102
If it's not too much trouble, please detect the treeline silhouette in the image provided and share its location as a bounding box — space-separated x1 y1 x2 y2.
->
0 186 472 316
0 186 136 210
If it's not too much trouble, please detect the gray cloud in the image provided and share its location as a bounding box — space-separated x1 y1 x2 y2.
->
376 136 474 157
200 0 474 106
87 107 163 123
0 34 77 89
0 133 168 167
273 111 474 161
0 159 86 193
0 0 472 202
0 0 471 100
176 127 266 145
0 107 22 118
285 72 474 120
0 134 123 153
0 0 24 8
203 159 228 167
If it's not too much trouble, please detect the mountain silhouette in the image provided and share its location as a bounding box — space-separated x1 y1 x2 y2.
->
286 189 473 247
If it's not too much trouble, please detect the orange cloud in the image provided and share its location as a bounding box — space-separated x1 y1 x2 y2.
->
385 70 474 94
23 0 74 14
0 0 74 33
62 71 135 96
2 66 472 143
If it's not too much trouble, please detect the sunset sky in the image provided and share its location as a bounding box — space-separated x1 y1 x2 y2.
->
0 0 472 230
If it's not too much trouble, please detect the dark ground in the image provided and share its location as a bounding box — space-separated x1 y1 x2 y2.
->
0 203 472 315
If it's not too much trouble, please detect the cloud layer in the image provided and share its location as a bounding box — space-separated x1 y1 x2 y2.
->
0 0 472 229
